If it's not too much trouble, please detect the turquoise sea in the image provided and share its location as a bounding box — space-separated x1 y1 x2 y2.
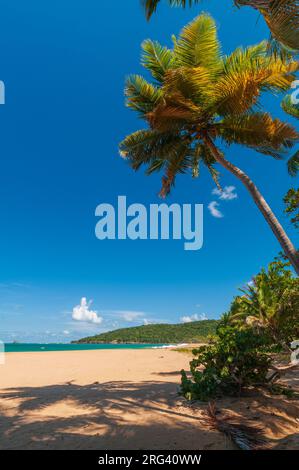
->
4 343 165 353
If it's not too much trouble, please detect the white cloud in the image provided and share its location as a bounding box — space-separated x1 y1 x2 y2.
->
208 201 223 218
212 185 237 201
72 297 102 324
63 330 70 335
180 313 207 323
143 318 155 325
119 311 144 322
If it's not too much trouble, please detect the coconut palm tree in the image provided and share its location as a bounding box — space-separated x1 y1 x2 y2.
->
142 0 299 52
228 261 299 344
119 14 299 273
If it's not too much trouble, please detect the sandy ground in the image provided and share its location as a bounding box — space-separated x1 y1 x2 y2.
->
0 349 298 450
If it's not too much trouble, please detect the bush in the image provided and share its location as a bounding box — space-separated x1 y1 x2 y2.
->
181 324 272 401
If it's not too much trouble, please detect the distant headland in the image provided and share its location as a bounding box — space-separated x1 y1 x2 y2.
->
72 320 219 344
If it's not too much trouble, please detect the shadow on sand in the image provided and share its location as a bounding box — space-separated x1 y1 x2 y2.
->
0 380 225 450
0 378 298 450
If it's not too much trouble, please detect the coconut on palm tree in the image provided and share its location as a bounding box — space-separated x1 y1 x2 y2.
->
119 14 299 273
142 0 299 52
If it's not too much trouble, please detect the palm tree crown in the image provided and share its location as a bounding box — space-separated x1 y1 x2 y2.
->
120 14 298 197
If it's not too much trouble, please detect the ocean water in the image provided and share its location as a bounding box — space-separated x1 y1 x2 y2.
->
4 343 165 353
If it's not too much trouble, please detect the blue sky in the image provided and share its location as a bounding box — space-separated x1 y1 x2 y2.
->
0 1 298 342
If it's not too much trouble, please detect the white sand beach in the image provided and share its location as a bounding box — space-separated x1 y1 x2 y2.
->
0 349 298 450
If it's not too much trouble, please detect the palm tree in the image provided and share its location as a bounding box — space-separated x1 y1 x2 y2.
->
119 14 299 273
228 261 299 344
142 0 299 52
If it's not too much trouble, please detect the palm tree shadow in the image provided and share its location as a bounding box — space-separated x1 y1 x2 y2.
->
0 380 225 450
1 374 298 450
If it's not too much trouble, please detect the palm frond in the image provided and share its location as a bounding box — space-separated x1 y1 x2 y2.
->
195 143 221 188
235 1 299 52
173 14 221 71
207 402 270 450
263 0 299 52
287 150 299 176
119 128 191 177
163 66 212 107
141 39 175 82
142 0 202 20
159 144 193 197
217 112 298 157
210 45 298 116
146 92 202 131
125 75 162 116
143 1 299 52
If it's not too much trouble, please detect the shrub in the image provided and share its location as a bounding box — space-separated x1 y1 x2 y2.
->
181 324 272 401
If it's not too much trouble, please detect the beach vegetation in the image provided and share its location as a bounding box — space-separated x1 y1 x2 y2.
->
228 260 299 346
181 260 298 400
181 323 273 400
283 187 299 229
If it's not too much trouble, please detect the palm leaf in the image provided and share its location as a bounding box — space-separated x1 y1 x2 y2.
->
173 14 221 71
210 45 298 116
287 151 299 176
119 128 190 173
125 75 162 116
162 66 213 107
235 1 299 52
263 0 299 52
146 92 202 131
141 40 175 82
159 144 193 197
195 143 221 188
144 1 299 52
207 402 270 450
217 113 298 157
142 0 202 20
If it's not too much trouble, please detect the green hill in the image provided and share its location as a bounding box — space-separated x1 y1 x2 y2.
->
73 320 219 344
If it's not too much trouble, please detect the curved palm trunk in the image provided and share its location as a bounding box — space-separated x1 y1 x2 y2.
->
204 135 299 276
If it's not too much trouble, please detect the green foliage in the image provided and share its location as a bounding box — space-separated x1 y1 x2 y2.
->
181 260 298 401
282 94 299 119
74 320 219 344
228 260 299 345
287 152 299 177
181 324 272 401
284 187 299 228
